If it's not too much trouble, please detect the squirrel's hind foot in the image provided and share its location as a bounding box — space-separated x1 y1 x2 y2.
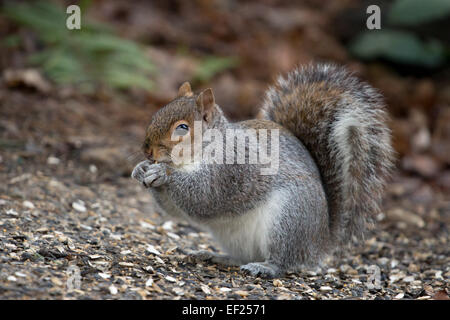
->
240 262 282 279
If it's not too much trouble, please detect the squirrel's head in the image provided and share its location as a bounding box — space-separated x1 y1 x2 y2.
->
143 82 225 164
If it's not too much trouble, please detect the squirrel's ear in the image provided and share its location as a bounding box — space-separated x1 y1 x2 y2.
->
177 82 193 97
196 88 215 123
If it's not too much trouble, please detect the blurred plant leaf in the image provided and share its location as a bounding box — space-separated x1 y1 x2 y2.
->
388 0 450 26
1 0 155 92
349 30 446 68
194 56 239 83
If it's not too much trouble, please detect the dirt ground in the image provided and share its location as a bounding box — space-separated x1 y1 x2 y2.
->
0 0 449 300
0 84 448 300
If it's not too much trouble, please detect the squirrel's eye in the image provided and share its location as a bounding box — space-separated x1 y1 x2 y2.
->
174 123 189 136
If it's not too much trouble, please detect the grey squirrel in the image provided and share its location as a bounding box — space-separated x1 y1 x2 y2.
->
131 64 394 278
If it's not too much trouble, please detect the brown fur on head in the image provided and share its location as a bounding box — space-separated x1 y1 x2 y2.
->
142 82 216 164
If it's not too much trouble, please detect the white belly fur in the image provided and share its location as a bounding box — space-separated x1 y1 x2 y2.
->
204 189 288 263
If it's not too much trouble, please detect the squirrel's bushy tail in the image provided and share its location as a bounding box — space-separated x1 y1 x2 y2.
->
261 64 394 246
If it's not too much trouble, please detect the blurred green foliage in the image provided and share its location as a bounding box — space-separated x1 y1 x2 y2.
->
350 0 450 68
350 30 446 68
2 1 155 92
194 56 239 83
388 0 450 26
2 1 238 94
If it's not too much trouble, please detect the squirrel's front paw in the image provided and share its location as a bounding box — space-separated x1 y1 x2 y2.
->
131 160 151 183
131 160 168 188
